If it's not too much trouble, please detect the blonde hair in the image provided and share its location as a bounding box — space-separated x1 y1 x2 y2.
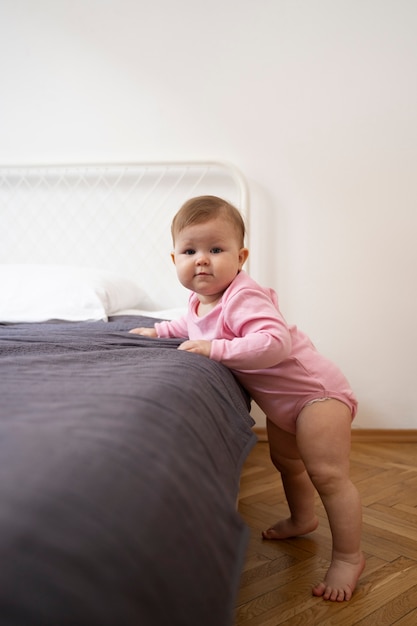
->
171 195 246 247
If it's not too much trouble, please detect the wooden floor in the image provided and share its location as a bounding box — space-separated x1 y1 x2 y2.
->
235 440 417 625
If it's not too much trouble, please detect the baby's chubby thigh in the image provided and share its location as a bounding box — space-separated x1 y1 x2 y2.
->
295 398 353 489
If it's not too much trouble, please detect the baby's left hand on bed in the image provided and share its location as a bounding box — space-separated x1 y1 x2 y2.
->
178 340 211 357
129 327 158 337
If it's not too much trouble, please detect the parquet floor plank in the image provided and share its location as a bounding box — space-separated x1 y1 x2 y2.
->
235 441 417 626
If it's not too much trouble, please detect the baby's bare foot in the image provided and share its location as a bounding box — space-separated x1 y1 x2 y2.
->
262 516 319 540
312 553 365 601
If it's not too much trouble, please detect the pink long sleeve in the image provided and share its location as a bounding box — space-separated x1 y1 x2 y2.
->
155 316 189 338
209 287 292 369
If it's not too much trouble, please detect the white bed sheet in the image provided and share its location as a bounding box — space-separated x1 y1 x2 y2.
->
114 307 187 320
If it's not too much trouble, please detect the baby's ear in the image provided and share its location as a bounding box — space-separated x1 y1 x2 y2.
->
171 252 176 265
239 247 249 267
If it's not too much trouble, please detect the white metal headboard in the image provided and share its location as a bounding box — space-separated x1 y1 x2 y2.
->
0 162 249 310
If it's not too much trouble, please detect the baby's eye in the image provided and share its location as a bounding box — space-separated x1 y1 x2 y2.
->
210 247 222 254
184 249 196 255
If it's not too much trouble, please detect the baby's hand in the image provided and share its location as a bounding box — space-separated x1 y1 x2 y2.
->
178 339 211 357
129 327 158 337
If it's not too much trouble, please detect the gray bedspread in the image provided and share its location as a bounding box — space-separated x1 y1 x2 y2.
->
0 316 256 626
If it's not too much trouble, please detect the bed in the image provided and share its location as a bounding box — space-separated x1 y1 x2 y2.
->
0 162 256 626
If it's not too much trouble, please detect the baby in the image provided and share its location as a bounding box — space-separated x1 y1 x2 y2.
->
130 195 364 602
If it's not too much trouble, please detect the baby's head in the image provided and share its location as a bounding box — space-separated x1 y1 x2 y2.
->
171 195 246 248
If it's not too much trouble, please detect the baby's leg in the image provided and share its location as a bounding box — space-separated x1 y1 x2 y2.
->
296 399 364 601
262 419 319 539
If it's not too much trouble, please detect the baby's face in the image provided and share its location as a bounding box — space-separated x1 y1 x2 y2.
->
171 217 248 305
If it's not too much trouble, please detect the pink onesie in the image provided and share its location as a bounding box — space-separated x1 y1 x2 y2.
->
155 271 357 434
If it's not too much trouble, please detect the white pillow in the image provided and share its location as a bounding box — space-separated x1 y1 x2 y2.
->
0 265 150 322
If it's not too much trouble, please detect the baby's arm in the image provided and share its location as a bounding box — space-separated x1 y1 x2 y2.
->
129 315 189 339
129 326 157 337
210 289 292 369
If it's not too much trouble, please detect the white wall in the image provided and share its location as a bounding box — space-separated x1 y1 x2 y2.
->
1 0 416 429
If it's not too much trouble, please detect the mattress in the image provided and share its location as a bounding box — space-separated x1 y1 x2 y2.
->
0 315 256 626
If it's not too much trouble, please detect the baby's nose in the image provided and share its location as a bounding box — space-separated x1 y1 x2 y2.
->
196 253 209 265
